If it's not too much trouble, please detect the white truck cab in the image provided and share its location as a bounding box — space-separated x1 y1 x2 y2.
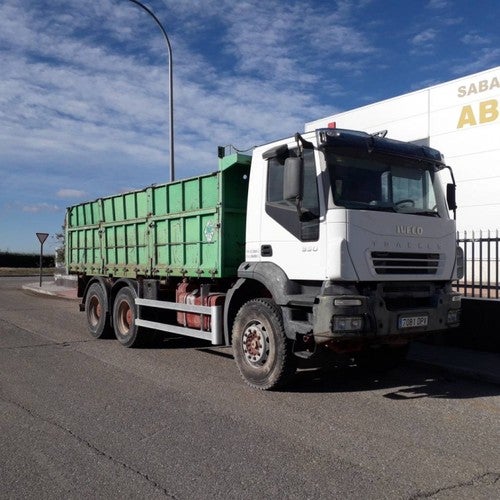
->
237 128 461 361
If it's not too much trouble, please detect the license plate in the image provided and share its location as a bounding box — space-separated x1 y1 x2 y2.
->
398 315 428 329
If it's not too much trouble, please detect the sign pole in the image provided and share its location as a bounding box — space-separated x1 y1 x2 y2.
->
36 233 49 287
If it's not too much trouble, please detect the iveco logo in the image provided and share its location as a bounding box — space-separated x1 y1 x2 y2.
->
396 225 423 236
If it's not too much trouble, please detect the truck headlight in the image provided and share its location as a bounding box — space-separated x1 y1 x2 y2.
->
333 316 363 332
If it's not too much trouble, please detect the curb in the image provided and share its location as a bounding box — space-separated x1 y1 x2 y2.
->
408 343 500 386
407 357 500 386
22 283 78 300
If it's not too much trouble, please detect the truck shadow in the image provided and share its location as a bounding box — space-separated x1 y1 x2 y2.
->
289 363 500 400
143 333 499 399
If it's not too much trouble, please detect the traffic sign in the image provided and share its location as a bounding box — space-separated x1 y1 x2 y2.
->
36 232 49 244
36 233 49 287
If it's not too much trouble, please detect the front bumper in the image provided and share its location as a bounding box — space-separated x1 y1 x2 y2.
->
312 282 461 345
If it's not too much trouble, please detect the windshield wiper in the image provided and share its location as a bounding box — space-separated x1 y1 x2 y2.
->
342 201 397 212
411 210 440 217
371 206 397 213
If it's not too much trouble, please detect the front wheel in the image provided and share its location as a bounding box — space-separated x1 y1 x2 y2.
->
112 286 144 348
232 299 296 390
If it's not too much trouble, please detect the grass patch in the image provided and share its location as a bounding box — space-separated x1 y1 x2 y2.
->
0 267 55 277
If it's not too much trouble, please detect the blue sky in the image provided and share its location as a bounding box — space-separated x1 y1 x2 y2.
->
1 0 499 253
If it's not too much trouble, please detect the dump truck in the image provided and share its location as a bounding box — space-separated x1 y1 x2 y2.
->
66 127 462 390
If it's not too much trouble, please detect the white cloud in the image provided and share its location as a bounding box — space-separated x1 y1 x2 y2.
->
426 0 449 8
3 0 363 197
411 29 437 46
441 16 463 26
461 32 490 46
57 189 87 199
22 203 61 213
454 48 500 75
0 1 324 175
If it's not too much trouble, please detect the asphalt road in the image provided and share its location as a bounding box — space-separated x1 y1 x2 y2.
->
1 277 499 499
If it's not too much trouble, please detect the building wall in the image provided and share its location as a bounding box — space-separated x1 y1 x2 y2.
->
306 67 500 233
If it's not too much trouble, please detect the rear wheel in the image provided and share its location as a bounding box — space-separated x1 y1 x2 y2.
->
232 298 296 390
85 282 112 339
112 286 144 348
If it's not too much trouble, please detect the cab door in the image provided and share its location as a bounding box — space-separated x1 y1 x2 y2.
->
259 148 326 280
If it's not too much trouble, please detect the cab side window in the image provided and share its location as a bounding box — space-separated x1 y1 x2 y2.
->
265 149 319 241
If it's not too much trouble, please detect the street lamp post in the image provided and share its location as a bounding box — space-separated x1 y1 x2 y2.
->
127 0 175 181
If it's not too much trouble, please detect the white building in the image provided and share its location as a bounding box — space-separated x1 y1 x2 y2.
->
306 66 500 234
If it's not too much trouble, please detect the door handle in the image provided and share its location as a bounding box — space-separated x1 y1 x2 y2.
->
261 244 273 257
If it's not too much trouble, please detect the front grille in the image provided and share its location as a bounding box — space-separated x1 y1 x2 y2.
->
382 283 433 295
371 252 440 275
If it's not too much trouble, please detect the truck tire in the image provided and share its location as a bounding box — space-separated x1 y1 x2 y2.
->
232 298 296 390
85 282 112 339
112 286 143 348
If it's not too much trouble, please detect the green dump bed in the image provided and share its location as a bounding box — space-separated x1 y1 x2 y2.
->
66 154 251 279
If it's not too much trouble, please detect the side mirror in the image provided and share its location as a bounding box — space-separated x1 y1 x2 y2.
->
446 183 457 211
283 157 303 201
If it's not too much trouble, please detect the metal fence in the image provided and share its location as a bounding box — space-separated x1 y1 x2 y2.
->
455 230 500 299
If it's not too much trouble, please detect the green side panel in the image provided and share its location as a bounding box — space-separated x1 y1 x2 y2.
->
65 153 251 279
220 154 251 275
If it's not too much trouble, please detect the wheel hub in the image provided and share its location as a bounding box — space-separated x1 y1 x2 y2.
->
242 322 269 365
117 300 132 335
89 296 101 325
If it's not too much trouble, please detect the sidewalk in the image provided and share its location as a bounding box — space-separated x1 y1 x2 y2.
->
23 278 78 301
407 342 500 386
22 279 500 386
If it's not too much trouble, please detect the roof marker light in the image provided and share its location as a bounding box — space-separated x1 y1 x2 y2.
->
328 121 337 128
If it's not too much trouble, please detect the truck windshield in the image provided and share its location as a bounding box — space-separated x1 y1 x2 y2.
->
325 149 448 217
